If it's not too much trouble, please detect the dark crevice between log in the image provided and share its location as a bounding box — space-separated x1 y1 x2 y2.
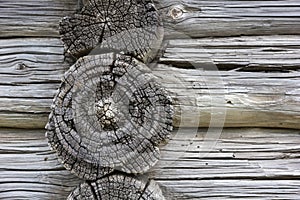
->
154 175 300 181
158 60 299 72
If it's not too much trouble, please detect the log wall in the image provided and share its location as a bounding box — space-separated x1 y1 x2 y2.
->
1 128 299 199
0 0 300 199
1 0 300 129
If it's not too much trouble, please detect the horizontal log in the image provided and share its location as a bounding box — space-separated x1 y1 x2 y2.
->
0 128 299 199
0 0 77 38
1 0 300 38
160 35 300 71
1 38 299 129
157 0 300 37
153 65 300 129
157 180 300 199
0 38 66 128
1 1 300 129
2 1 300 199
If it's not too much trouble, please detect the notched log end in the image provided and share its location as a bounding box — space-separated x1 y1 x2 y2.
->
67 174 165 200
59 0 164 63
46 54 174 180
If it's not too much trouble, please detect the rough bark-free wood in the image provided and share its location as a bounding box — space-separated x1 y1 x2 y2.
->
1 128 299 199
59 0 164 63
1 0 300 199
1 45 299 129
156 0 300 38
46 54 173 180
160 35 300 72
2 0 300 38
1 1 300 129
67 174 165 200
152 65 300 129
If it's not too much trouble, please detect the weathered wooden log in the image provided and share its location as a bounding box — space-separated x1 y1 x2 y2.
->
152 65 300 129
1 0 300 129
156 0 300 38
1 38 299 130
1 0 300 38
59 0 164 63
1 0 300 199
160 36 300 72
46 54 173 180
1 128 300 199
0 0 77 38
67 174 165 199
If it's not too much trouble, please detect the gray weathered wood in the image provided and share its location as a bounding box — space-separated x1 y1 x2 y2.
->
0 38 67 128
67 174 165 200
1 128 299 199
46 54 173 180
59 0 164 63
156 0 300 38
1 41 299 129
1 0 300 199
0 0 77 38
160 35 300 71
2 0 300 38
1 0 300 129
153 65 300 129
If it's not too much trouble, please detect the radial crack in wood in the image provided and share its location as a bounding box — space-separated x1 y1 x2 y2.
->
46 53 173 180
59 0 164 63
67 174 165 199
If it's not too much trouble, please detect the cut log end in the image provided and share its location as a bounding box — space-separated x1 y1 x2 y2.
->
67 174 165 200
59 0 164 63
46 53 174 180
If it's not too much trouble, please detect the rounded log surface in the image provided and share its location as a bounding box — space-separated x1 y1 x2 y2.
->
67 174 165 199
46 53 173 180
59 0 163 63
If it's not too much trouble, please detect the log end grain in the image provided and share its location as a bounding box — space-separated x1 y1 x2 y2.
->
46 53 174 180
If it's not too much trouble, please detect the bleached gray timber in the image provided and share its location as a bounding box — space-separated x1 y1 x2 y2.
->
0 128 299 199
46 54 173 180
0 0 300 199
67 174 165 200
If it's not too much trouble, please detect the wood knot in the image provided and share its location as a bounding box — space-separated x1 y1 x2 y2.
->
168 5 184 19
15 63 27 70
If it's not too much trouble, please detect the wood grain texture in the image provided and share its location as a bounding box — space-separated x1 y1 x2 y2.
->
1 0 300 199
67 174 165 200
160 35 300 71
153 65 300 129
1 0 300 129
156 0 300 38
1 0 300 38
59 0 164 63
0 0 77 38
46 54 173 180
0 128 299 199
0 38 67 128
1 41 299 129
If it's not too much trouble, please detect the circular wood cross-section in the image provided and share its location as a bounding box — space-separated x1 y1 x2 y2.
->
67 174 165 199
46 53 173 180
59 0 163 63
